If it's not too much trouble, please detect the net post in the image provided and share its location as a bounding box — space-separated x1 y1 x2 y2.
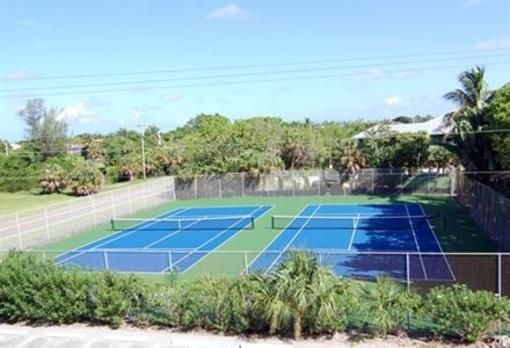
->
249 216 255 229
271 216 275 229
15 213 23 250
110 219 115 231
44 207 51 241
103 251 109 270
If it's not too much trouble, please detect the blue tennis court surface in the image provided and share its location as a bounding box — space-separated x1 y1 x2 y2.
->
56 205 272 273
247 203 455 281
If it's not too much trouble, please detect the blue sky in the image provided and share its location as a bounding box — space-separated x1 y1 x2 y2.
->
1 0 509 141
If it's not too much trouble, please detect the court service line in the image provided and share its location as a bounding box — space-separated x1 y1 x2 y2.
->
56 208 188 265
347 214 361 250
405 204 428 280
163 205 268 273
264 204 322 275
141 215 209 249
243 205 310 273
418 204 456 281
180 204 273 274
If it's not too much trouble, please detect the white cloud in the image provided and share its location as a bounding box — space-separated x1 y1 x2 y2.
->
5 71 34 81
464 0 482 6
475 37 510 50
384 95 406 107
16 19 50 28
354 69 385 81
162 94 184 102
206 4 248 20
58 102 96 124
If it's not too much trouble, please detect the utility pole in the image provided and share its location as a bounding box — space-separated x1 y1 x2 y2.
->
138 124 147 180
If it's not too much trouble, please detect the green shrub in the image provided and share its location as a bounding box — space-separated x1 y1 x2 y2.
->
425 284 508 342
0 252 90 323
89 272 149 328
71 162 104 195
357 277 421 337
39 163 69 194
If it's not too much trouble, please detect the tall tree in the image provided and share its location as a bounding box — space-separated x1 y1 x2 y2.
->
17 99 68 160
443 66 495 170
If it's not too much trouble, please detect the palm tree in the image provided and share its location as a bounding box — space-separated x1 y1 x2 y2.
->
443 66 494 169
337 140 366 174
39 163 69 194
253 251 341 339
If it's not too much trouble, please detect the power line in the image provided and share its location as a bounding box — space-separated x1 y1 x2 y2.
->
2 47 509 82
5 61 510 99
2 54 508 93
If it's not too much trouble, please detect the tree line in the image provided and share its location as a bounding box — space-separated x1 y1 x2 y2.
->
0 66 508 196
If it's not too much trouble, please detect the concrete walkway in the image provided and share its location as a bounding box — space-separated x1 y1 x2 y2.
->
0 324 291 348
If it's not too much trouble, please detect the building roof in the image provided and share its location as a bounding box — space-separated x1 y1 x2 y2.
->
353 116 452 139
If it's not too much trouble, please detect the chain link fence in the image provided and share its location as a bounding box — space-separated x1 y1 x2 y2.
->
6 249 509 297
174 169 453 200
0 177 176 251
455 171 510 251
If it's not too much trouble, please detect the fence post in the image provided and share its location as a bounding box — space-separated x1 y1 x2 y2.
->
110 191 116 219
44 207 51 241
318 173 321 196
244 252 248 272
69 202 77 233
241 173 245 197
371 169 375 194
168 252 173 271
171 176 177 201
15 213 23 250
103 251 109 270
127 187 133 213
427 171 432 193
218 177 222 198
90 196 98 227
291 170 296 197
400 172 404 195
406 253 410 292
142 182 147 208
194 177 198 199
498 253 502 298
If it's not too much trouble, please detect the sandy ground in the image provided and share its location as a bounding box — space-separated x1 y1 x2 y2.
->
0 323 507 348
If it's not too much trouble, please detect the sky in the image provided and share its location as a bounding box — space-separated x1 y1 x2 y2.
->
1 0 509 141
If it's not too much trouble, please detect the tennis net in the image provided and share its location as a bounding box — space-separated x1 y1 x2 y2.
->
271 214 443 231
111 215 255 231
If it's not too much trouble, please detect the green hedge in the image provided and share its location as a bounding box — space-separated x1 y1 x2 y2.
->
0 252 508 342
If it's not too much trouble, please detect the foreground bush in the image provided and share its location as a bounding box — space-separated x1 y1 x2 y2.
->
252 251 355 339
0 252 148 327
357 277 421 337
424 284 509 342
0 251 509 343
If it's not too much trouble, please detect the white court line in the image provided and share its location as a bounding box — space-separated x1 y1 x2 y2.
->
162 205 269 273
57 208 189 265
263 205 322 275
418 204 456 281
142 216 208 249
243 205 310 274
180 204 274 274
348 214 361 250
405 204 428 280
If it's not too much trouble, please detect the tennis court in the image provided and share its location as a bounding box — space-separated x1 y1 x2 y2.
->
56 205 272 273
247 203 455 281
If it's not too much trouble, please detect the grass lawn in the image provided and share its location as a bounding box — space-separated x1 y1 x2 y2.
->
0 178 162 215
34 194 495 280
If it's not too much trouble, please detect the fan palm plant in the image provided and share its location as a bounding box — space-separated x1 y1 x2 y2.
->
253 251 346 339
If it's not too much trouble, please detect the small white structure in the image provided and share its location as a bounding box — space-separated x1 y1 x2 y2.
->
353 116 452 141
